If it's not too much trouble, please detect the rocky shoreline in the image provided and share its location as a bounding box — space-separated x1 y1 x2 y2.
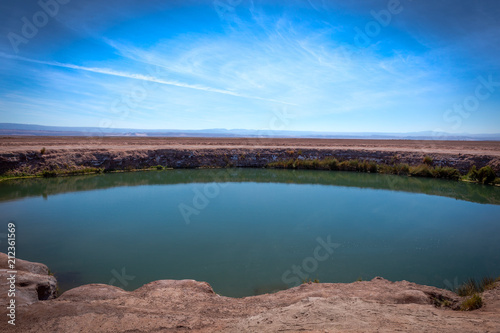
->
1 253 500 332
1 137 499 179
2 146 500 176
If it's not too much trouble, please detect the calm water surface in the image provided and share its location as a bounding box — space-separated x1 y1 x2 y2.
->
1 169 499 297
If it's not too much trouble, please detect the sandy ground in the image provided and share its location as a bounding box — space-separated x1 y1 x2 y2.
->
1 136 500 156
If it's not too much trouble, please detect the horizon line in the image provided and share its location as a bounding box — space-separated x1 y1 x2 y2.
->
1 122 500 137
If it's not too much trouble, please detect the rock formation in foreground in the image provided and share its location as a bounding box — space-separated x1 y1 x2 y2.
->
1 253 499 332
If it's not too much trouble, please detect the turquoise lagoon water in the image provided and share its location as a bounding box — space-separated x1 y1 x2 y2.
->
0 168 499 297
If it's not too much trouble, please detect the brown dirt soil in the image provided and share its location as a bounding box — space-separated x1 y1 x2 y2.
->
1 254 500 332
1 136 500 155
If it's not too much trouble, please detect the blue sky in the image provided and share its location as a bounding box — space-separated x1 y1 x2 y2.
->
0 0 499 133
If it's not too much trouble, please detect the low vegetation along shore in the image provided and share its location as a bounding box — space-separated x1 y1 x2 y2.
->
267 155 499 185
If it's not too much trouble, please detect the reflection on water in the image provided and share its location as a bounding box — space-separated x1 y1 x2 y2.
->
1 168 499 205
0 168 499 297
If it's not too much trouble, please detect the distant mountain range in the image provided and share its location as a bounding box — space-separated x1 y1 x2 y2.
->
1 123 499 141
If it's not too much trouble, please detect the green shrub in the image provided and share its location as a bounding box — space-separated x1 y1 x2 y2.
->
423 155 433 166
433 167 461 180
456 276 497 297
40 147 46 155
456 278 481 296
67 167 103 175
4 165 34 178
324 158 339 170
338 160 348 170
378 164 393 174
41 170 57 178
432 296 454 308
310 159 320 169
348 159 359 171
367 161 378 173
265 158 485 184
410 164 434 178
467 165 479 181
156 165 164 170
290 159 302 169
460 294 483 311
392 163 410 175
267 159 297 169
401 164 410 175
338 159 360 171
357 161 374 173
477 166 496 185
482 277 496 290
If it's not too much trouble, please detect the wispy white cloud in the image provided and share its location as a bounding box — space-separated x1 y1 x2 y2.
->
0 52 295 106
102 18 446 123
